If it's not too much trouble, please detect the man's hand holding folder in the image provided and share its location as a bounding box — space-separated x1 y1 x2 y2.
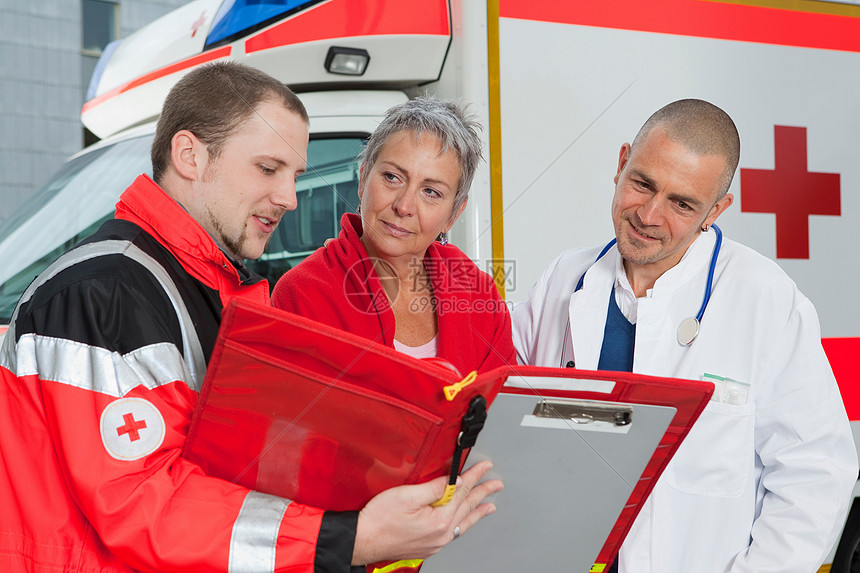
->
352 460 502 565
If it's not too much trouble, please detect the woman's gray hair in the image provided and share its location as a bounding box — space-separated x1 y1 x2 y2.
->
358 97 483 217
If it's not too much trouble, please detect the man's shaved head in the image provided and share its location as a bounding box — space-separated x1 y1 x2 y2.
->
632 99 740 197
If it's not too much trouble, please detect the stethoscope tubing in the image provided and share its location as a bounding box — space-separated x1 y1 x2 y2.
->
563 224 722 362
696 224 722 323
575 238 617 293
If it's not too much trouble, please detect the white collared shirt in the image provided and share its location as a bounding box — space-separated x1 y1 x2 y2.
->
612 243 699 325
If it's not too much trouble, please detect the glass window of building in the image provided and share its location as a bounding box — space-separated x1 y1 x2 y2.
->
82 0 119 55
82 0 119 145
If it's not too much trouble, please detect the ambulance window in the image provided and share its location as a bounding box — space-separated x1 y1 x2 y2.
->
246 136 365 284
0 135 152 322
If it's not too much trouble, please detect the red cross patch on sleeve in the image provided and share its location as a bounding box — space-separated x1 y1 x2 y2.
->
100 398 166 461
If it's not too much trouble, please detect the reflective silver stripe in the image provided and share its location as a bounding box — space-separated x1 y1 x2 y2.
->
13 334 191 397
229 491 290 573
0 328 16 374
1 239 206 391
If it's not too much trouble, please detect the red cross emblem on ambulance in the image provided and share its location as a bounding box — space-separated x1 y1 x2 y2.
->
740 126 841 259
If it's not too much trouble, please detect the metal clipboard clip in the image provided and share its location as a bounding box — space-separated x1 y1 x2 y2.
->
533 400 633 427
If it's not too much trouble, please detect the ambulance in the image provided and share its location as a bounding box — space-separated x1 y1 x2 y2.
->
0 1 858 570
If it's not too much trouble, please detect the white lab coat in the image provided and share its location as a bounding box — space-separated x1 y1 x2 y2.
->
512 230 857 573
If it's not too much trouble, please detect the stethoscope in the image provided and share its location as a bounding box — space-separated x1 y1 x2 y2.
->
560 224 722 366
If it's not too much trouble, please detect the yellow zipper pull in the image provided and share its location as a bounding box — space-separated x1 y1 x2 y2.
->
443 370 478 401
430 483 458 507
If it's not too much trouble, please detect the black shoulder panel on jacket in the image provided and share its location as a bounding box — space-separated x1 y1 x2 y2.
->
14 219 222 363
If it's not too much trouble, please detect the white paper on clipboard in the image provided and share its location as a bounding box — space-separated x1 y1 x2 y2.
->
421 391 677 573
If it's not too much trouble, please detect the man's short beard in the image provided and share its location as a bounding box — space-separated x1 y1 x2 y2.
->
207 207 246 260
617 239 662 266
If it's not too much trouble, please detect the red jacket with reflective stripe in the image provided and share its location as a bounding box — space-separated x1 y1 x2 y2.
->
0 175 354 572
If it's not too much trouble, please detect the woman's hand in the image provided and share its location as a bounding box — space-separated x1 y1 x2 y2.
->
351 460 503 565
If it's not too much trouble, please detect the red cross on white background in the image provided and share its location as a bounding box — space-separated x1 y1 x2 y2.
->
740 126 841 259
101 398 165 461
116 412 147 442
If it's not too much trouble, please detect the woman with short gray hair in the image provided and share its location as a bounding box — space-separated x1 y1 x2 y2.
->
273 97 515 377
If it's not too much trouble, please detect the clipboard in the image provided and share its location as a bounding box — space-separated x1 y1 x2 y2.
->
420 369 713 573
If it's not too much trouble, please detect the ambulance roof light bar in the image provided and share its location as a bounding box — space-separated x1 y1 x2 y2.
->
324 47 370 76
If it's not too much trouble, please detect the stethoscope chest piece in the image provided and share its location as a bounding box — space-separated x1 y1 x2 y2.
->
677 316 700 346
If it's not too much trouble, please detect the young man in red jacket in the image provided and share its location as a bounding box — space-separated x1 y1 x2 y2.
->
0 61 500 573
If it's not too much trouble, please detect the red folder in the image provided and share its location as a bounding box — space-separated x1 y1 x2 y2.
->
183 298 509 511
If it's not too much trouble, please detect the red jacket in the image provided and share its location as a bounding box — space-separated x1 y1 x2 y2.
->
0 175 354 572
272 213 516 376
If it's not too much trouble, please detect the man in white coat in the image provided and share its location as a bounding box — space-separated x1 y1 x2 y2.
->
512 99 857 573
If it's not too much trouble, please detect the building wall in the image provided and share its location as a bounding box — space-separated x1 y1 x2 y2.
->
0 0 190 224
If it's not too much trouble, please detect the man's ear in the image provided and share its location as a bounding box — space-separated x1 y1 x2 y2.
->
170 130 205 181
614 143 631 185
704 192 734 228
